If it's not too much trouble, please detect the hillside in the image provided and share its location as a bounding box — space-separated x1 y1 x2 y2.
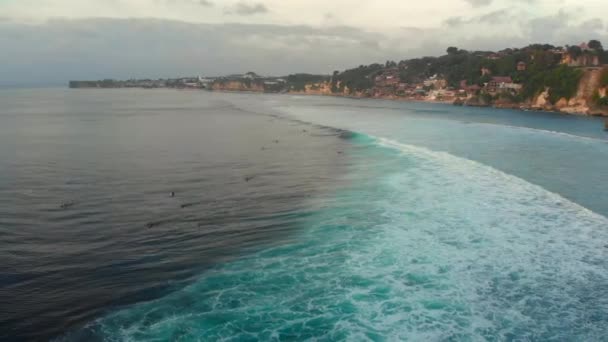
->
69 40 608 116
321 41 607 115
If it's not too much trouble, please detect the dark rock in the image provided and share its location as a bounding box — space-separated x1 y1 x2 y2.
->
60 202 75 209
146 221 162 229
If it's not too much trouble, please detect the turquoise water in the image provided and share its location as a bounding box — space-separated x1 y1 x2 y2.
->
73 116 608 340
4 89 606 340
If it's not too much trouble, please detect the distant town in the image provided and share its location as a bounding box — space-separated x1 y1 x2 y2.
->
70 41 608 116
70 74 285 92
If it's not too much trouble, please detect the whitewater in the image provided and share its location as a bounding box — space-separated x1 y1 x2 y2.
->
68 122 608 341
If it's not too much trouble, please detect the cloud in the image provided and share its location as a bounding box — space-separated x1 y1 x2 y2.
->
523 10 606 44
163 0 214 6
0 13 606 86
525 9 571 42
463 0 493 7
444 17 465 27
444 8 515 27
477 9 512 24
463 0 538 8
226 1 268 16
0 18 395 85
579 18 604 31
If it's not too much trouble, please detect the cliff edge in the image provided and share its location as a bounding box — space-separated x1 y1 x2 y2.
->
553 67 608 116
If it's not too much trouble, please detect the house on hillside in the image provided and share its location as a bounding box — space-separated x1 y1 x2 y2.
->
517 61 527 71
487 76 514 93
487 53 500 60
550 47 566 54
422 75 447 89
244 72 261 79
428 89 456 101
459 80 481 96
374 68 400 87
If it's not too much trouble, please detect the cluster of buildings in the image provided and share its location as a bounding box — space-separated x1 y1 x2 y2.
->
71 41 603 102
210 72 288 92
368 41 604 103
216 72 284 84
370 65 525 103
70 77 211 89
69 73 291 92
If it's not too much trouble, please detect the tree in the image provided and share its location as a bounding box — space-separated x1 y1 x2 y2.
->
479 74 492 85
385 60 397 68
600 67 608 87
567 45 583 59
447 47 459 55
588 40 604 51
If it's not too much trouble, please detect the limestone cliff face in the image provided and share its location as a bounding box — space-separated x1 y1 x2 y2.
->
533 88 550 109
533 67 608 116
561 54 600 67
288 81 358 96
211 81 265 92
558 68 604 115
290 81 333 95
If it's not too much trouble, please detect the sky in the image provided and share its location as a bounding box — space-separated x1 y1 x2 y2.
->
1 0 607 85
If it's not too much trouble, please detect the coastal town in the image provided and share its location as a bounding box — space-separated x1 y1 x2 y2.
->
70 41 608 116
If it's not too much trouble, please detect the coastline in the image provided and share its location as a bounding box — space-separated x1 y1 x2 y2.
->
65 85 608 117
210 88 608 118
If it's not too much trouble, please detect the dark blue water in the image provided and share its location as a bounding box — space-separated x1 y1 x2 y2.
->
1 89 607 341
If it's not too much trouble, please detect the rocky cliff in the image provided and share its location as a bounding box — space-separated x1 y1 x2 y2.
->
211 80 265 92
533 67 608 116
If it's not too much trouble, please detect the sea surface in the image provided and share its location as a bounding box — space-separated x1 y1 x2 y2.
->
1 88 607 341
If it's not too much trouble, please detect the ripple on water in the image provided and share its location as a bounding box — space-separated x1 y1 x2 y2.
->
66 134 608 341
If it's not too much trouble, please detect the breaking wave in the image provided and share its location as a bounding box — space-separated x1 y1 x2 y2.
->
465 121 608 144
65 132 608 341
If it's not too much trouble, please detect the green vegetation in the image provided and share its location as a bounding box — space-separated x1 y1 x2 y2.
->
286 74 329 91
499 92 524 103
520 65 583 103
591 68 608 107
600 68 608 87
395 45 562 88
480 92 494 104
331 64 384 94
593 90 608 106
545 66 583 103
327 40 601 105
72 40 605 110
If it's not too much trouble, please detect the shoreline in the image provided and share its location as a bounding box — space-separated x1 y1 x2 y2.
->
211 88 608 118
66 86 608 118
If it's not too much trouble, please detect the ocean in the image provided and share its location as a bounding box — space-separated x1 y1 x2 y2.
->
1 88 607 341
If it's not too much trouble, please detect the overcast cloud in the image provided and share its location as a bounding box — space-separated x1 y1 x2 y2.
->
0 0 607 85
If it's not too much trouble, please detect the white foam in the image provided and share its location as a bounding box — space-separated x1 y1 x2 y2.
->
466 121 607 144
76 131 608 342
374 135 608 222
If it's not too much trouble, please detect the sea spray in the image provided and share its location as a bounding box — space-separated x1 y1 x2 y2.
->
72 132 608 341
